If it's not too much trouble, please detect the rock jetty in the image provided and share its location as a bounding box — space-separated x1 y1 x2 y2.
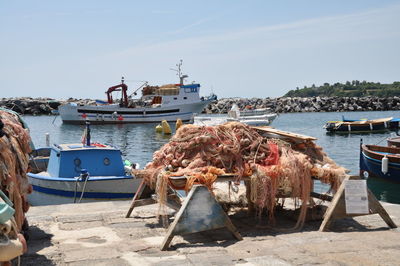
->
2 96 400 115
0 98 94 115
204 96 400 114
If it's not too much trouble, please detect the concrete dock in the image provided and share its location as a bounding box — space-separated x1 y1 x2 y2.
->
22 200 400 266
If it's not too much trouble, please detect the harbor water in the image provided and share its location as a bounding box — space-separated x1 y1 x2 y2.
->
24 110 400 204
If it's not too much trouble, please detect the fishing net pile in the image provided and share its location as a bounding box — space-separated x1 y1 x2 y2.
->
0 110 32 231
137 122 346 228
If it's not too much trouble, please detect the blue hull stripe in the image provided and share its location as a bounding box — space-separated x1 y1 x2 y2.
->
32 185 134 199
360 153 400 182
28 173 133 182
362 153 400 169
85 112 193 119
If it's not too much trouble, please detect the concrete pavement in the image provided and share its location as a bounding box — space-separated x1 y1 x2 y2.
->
22 199 400 265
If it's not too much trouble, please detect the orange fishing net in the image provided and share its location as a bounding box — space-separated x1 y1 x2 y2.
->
0 110 32 231
137 122 346 227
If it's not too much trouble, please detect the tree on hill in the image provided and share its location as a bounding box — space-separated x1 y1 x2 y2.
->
284 81 400 97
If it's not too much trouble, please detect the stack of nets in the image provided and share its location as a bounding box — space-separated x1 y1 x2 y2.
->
137 122 346 227
0 110 32 231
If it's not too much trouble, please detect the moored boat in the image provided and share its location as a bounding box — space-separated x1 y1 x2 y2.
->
387 136 400 147
324 117 400 132
27 124 141 205
359 143 400 182
59 61 217 124
193 104 277 126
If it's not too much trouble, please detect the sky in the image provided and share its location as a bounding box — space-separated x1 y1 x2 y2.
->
1 0 399 99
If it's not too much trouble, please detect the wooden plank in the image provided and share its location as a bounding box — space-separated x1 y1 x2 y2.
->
125 178 146 218
319 175 350 231
168 174 249 186
224 218 243 240
310 192 333 202
253 126 317 141
165 194 182 211
161 185 196 251
131 198 157 208
319 175 397 231
367 190 397 229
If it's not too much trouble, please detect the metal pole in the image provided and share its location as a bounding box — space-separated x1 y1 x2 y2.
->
86 121 91 146
45 133 50 147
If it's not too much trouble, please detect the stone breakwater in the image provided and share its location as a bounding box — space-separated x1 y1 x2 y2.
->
0 98 94 115
2 96 400 115
205 96 400 114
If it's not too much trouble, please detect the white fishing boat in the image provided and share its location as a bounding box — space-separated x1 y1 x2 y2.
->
193 104 277 126
59 61 217 124
27 123 141 205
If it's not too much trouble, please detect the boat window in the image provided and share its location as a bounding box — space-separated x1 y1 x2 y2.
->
103 157 110 165
174 97 177 100
74 158 81 166
184 88 198 93
183 97 187 100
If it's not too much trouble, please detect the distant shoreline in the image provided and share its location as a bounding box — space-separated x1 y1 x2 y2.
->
2 96 400 116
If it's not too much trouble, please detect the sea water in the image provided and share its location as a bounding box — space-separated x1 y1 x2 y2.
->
23 110 400 204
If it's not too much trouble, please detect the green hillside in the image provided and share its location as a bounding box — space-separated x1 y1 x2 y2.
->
284 81 400 97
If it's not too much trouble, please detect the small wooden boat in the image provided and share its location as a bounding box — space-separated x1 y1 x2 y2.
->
387 136 400 147
324 117 400 132
360 144 400 182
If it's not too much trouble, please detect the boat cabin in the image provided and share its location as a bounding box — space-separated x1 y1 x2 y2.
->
141 83 202 106
47 144 125 178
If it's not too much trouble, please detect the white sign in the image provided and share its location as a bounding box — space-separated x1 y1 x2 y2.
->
344 180 369 214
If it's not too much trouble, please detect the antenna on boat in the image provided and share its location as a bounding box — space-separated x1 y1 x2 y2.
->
170 60 188 85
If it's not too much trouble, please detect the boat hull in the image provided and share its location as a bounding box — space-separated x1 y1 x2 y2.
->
359 144 400 182
27 173 141 205
326 121 399 132
59 100 213 124
193 113 277 127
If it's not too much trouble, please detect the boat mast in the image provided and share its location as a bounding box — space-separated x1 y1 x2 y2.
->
170 60 188 85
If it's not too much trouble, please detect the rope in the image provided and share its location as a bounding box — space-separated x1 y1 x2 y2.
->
375 136 389 145
78 176 89 203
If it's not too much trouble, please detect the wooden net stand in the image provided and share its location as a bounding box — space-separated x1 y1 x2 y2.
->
125 178 182 218
318 175 397 231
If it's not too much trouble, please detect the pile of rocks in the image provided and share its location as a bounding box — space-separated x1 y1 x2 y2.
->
204 96 400 114
0 98 95 115
2 96 400 115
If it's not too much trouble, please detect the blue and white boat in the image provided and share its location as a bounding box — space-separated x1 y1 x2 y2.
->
58 61 217 124
27 125 141 205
